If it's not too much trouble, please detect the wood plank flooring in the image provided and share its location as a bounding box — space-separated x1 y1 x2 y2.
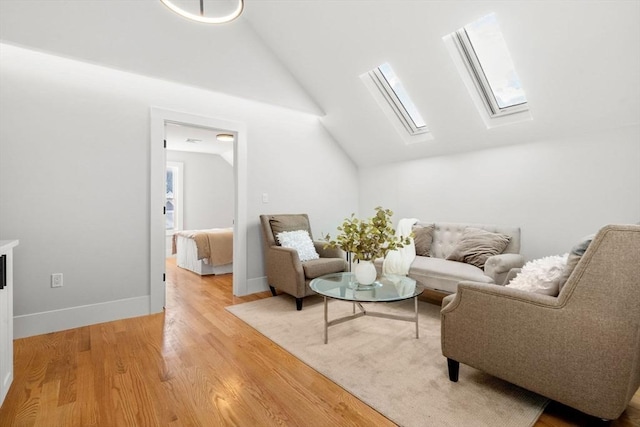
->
0 259 638 426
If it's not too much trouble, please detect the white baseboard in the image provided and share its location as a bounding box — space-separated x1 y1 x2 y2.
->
13 296 151 339
245 276 269 295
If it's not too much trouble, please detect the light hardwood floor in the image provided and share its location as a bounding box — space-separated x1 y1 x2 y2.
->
0 259 638 426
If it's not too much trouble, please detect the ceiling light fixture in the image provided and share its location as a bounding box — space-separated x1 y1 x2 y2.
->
160 0 244 24
185 138 202 144
216 133 235 142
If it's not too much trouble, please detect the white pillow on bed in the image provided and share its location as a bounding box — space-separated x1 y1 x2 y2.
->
276 230 320 262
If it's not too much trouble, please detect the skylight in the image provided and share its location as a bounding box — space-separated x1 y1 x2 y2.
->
453 13 528 117
369 63 429 136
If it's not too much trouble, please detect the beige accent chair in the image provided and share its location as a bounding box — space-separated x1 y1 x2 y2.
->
441 224 640 420
259 214 347 310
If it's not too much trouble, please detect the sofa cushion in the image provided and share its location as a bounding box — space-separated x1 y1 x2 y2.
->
413 224 435 257
303 258 346 279
408 256 493 293
410 256 493 281
276 230 319 262
557 234 595 292
446 228 511 269
425 222 521 259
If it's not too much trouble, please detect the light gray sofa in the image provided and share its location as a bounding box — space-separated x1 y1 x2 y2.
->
375 222 524 293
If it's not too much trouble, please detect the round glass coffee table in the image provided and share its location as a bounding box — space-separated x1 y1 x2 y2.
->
309 272 425 344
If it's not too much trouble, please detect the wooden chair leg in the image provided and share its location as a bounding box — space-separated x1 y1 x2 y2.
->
447 358 459 382
269 286 277 297
295 298 303 311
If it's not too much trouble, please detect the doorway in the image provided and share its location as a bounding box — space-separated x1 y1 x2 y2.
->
164 123 235 260
150 107 248 313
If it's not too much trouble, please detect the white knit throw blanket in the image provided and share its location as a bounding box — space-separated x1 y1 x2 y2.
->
382 218 418 276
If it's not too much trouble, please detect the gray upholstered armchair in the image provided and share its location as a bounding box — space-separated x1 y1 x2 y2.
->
259 214 347 310
441 224 640 421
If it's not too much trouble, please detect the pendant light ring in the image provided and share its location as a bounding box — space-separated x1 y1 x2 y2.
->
160 0 244 24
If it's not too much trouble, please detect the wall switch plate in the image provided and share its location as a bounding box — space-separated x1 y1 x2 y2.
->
262 193 269 203
51 273 63 288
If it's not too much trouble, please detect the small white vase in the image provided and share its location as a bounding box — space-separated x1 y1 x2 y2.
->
355 260 377 285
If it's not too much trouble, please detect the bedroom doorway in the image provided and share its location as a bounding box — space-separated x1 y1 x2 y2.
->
163 123 235 262
150 108 247 313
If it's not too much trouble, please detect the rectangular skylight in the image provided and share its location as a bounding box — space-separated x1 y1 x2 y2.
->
370 62 429 135
454 13 528 116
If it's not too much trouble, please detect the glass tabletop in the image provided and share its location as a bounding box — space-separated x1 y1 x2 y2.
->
310 272 424 303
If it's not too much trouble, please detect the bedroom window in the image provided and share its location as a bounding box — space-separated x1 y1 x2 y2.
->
452 13 528 117
369 62 429 136
166 162 183 233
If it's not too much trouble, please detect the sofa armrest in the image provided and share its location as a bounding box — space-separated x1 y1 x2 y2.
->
503 267 522 285
266 245 306 297
441 280 557 314
314 241 345 259
483 253 525 285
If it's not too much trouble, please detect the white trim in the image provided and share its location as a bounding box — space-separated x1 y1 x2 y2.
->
453 29 528 118
150 107 249 312
443 34 532 129
360 71 434 145
165 161 184 235
370 67 429 136
247 276 269 294
13 296 150 339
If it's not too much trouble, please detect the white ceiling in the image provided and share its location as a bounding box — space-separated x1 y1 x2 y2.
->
2 1 638 167
243 1 640 166
165 122 233 156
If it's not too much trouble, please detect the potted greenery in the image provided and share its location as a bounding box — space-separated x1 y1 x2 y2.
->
324 206 411 285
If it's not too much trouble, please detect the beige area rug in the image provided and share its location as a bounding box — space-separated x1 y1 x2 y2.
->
227 295 548 427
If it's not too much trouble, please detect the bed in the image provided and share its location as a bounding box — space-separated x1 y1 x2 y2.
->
172 227 233 275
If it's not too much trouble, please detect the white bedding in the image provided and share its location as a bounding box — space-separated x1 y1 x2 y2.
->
175 229 233 276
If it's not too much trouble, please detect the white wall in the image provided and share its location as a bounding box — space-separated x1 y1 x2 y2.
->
359 125 640 261
166 151 235 230
0 44 358 337
0 0 321 115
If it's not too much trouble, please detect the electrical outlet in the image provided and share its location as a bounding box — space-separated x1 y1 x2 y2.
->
51 273 63 288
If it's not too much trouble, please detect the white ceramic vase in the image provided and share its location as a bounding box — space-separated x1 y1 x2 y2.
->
354 260 377 285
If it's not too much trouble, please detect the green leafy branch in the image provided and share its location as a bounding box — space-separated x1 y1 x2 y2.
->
323 206 411 261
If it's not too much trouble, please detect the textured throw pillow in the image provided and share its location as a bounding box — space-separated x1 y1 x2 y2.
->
413 224 435 257
276 230 319 262
557 234 595 292
506 254 568 296
446 227 511 269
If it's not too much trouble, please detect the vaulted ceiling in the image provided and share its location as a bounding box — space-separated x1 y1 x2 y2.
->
1 1 639 167
243 1 640 166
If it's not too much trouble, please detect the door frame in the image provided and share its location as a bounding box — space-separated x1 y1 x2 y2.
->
150 107 248 313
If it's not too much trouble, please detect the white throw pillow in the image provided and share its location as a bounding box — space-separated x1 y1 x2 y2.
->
506 254 568 296
276 230 320 262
